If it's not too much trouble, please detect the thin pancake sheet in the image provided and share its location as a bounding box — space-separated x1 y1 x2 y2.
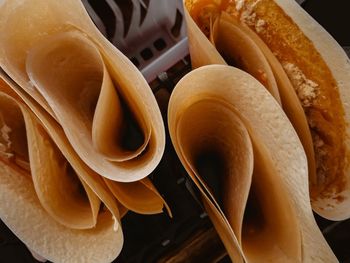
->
168 65 337 262
0 0 165 182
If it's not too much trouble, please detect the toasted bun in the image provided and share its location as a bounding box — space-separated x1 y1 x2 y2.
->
184 0 350 220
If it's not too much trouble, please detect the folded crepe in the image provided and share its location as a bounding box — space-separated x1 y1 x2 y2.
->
0 0 165 182
0 0 169 261
183 0 350 221
168 65 337 262
0 77 122 263
0 75 168 263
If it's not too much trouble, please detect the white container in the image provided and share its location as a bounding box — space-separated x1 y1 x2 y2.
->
82 0 189 82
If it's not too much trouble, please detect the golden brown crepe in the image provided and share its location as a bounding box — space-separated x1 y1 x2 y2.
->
0 77 123 263
0 0 165 182
0 70 169 263
168 65 337 262
183 0 350 221
0 0 169 261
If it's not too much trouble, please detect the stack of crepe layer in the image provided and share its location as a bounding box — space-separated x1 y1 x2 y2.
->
0 0 168 262
166 0 344 262
0 0 346 262
168 65 337 262
185 0 350 222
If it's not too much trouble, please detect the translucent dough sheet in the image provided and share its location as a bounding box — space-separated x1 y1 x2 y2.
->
0 0 168 262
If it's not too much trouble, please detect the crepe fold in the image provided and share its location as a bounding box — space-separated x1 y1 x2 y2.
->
0 0 169 261
0 63 169 263
184 0 350 221
168 65 337 262
0 77 123 263
0 0 165 182
184 1 316 190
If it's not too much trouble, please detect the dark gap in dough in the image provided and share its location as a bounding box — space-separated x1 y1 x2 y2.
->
119 98 145 152
194 149 225 206
242 179 265 237
65 161 88 201
221 52 242 69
